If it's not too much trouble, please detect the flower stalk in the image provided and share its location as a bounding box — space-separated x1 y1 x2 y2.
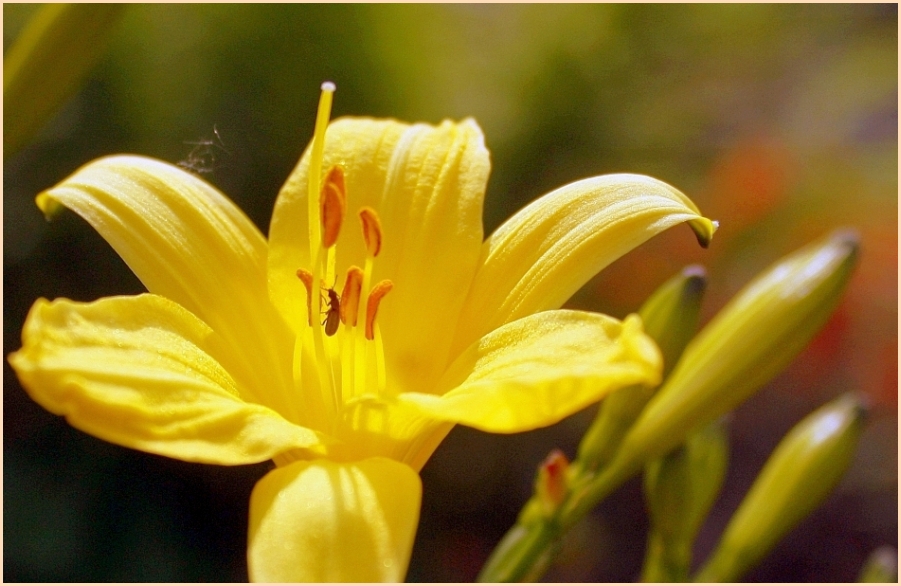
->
640 417 729 582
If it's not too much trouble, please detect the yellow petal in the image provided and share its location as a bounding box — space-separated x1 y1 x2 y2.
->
451 174 717 354
376 119 490 392
8 294 326 465
398 310 662 433
248 457 421 582
36 155 299 420
269 117 490 392
326 399 454 473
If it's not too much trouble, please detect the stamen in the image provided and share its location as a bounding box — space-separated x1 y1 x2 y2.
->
296 268 314 325
365 280 394 340
340 266 364 326
320 165 346 249
324 162 345 195
359 207 383 257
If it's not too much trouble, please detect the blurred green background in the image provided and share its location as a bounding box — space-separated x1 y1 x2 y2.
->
4 4 896 582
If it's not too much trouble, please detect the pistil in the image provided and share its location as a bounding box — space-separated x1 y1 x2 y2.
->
305 82 341 423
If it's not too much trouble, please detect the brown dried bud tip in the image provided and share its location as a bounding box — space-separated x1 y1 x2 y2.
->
320 165 346 248
340 266 364 327
296 268 315 325
365 280 393 340
359 207 383 257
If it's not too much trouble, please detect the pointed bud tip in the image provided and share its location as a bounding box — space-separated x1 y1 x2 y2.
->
827 228 860 256
841 391 870 422
36 193 65 221
681 264 707 279
681 264 708 295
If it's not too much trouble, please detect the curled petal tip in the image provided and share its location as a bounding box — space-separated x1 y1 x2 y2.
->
690 218 718 248
35 192 64 221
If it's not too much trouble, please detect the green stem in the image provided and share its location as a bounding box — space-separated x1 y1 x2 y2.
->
478 454 638 582
641 530 691 582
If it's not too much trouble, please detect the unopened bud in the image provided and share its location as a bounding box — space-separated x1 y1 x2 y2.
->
639 265 707 378
695 393 866 582
576 266 708 472
618 229 859 468
858 546 898 583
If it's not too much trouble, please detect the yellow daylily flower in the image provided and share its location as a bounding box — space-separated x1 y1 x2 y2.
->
9 83 716 582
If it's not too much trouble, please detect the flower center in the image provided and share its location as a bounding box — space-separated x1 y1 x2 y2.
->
294 82 394 431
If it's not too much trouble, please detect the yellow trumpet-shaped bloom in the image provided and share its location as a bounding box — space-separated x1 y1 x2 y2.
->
9 84 716 582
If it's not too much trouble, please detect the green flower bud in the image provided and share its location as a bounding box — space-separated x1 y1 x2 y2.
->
575 266 707 472
617 229 859 468
858 546 898 583
4 4 125 156
562 230 859 529
641 418 729 582
695 393 867 582
639 264 708 377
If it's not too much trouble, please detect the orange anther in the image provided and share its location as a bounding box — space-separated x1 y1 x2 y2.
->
320 165 346 248
340 266 364 326
323 164 345 199
359 207 383 257
296 268 314 325
365 279 393 340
